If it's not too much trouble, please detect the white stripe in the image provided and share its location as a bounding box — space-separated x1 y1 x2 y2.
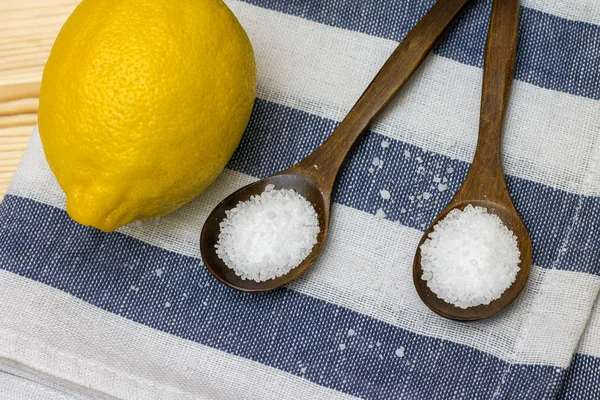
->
0 271 357 400
225 0 600 196
8 138 599 368
523 0 600 26
0 372 81 400
577 295 600 359
0 361 99 400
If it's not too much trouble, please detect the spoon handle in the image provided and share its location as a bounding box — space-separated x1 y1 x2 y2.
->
293 0 473 188
463 0 519 197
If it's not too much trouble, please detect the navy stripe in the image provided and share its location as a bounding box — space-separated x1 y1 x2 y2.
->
0 195 564 399
228 99 600 275
557 354 600 399
240 0 600 100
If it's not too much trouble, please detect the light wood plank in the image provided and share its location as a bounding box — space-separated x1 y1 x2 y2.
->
0 0 80 200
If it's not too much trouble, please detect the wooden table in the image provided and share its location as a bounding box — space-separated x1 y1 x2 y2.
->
0 0 79 200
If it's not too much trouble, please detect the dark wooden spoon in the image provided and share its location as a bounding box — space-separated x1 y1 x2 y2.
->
201 0 474 291
413 0 532 320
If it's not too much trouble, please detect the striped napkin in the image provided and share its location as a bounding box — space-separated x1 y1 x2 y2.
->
1 0 599 398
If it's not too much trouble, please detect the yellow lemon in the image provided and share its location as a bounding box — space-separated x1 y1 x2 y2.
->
38 0 256 232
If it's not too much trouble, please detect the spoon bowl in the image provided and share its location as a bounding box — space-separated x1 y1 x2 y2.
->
413 200 532 321
200 173 329 291
199 0 475 291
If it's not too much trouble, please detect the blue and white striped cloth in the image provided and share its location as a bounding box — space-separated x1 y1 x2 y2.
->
1 0 600 398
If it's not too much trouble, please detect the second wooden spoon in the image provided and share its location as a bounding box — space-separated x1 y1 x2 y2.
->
413 0 532 321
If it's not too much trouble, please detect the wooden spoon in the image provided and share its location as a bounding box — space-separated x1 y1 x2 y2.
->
201 0 474 291
413 0 532 320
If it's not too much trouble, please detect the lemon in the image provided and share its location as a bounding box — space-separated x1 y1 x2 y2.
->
38 0 256 232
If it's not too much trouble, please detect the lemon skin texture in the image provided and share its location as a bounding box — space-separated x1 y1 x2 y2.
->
38 0 256 232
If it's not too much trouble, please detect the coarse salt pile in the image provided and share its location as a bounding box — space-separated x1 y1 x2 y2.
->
215 185 320 282
419 205 520 309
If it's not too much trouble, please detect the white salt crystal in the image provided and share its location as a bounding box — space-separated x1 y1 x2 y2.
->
378 160 384 169
403 150 411 159
380 189 391 200
300 367 307 373
446 167 454 174
416 156 423 163
155 268 163 277
442 177 448 183
417 166 425 173
409 196 415 201
379 354 384 360
339 343 346 351
433 176 441 183
372 157 380 166
376 341 382 347
314 165 318 169
368 167 375 173
375 209 386 219
215 187 320 282
130 285 139 292
395 347 405 358
347 329 356 337
165 301 171 308
265 184 275 191
401 208 407 214
381 140 390 148
437 184 448 192
422 192 432 200
368 344 374 349
419 205 520 309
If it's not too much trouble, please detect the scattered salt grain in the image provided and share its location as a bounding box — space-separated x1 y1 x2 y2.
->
215 187 320 282
417 166 425 173
446 167 454 174
368 167 375 173
155 268 163 277
422 192 432 200
442 177 448 183
403 150 411 159
379 354 384 360
347 329 356 337
130 285 139 292
378 160 384 169
375 209 386 219
409 196 415 201
314 164 318 169
368 344 374 349
372 157 380 167
376 341 382 347
300 367 307 373
381 140 390 149
416 156 423 163
437 184 448 192
419 205 520 309
401 208 407 214
395 347 405 358
433 176 441 183
339 343 346 351
165 301 171 308
380 189 391 200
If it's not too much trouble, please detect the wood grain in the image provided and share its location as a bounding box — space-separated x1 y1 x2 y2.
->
0 0 80 200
